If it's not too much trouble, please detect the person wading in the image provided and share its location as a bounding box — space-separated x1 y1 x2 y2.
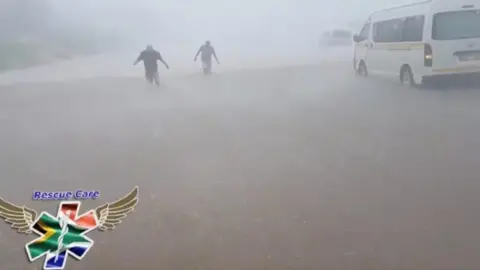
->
194 41 219 75
134 45 169 86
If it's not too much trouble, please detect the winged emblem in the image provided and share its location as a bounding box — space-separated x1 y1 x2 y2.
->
0 186 139 232
95 186 139 231
0 198 37 234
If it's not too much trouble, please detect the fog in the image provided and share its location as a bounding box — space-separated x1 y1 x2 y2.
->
0 0 426 79
3 1 480 270
6 0 421 56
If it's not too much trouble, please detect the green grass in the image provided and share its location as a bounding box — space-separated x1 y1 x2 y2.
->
0 35 116 71
0 42 42 70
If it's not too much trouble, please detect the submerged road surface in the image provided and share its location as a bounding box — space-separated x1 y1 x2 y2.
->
1 59 480 270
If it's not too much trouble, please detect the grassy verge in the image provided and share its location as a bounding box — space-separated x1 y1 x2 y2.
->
0 41 54 70
0 34 118 71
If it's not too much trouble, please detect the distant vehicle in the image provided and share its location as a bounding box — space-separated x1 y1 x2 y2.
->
319 29 353 47
353 0 480 87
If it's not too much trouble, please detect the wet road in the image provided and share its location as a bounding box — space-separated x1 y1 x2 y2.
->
1 60 480 270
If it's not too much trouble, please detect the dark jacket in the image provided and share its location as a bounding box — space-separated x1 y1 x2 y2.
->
136 50 164 72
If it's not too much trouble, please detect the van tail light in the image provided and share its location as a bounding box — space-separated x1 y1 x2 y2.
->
424 43 433 67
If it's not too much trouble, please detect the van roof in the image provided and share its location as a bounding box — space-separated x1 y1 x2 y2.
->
372 0 432 14
367 0 432 21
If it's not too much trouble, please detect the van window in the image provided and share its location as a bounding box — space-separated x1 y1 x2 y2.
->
373 19 403 42
359 24 370 39
433 10 480 40
403 15 424 41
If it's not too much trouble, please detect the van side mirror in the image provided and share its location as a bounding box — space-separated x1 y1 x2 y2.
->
353 34 364 43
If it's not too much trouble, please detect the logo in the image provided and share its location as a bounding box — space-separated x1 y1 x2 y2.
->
0 186 138 269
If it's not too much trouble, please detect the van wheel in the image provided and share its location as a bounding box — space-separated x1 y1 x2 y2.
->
357 61 368 77
400 66 416 87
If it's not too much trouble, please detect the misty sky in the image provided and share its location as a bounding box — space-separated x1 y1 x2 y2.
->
46 0 419 51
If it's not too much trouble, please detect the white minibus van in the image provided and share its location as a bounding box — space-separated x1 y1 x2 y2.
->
353 0 480 86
